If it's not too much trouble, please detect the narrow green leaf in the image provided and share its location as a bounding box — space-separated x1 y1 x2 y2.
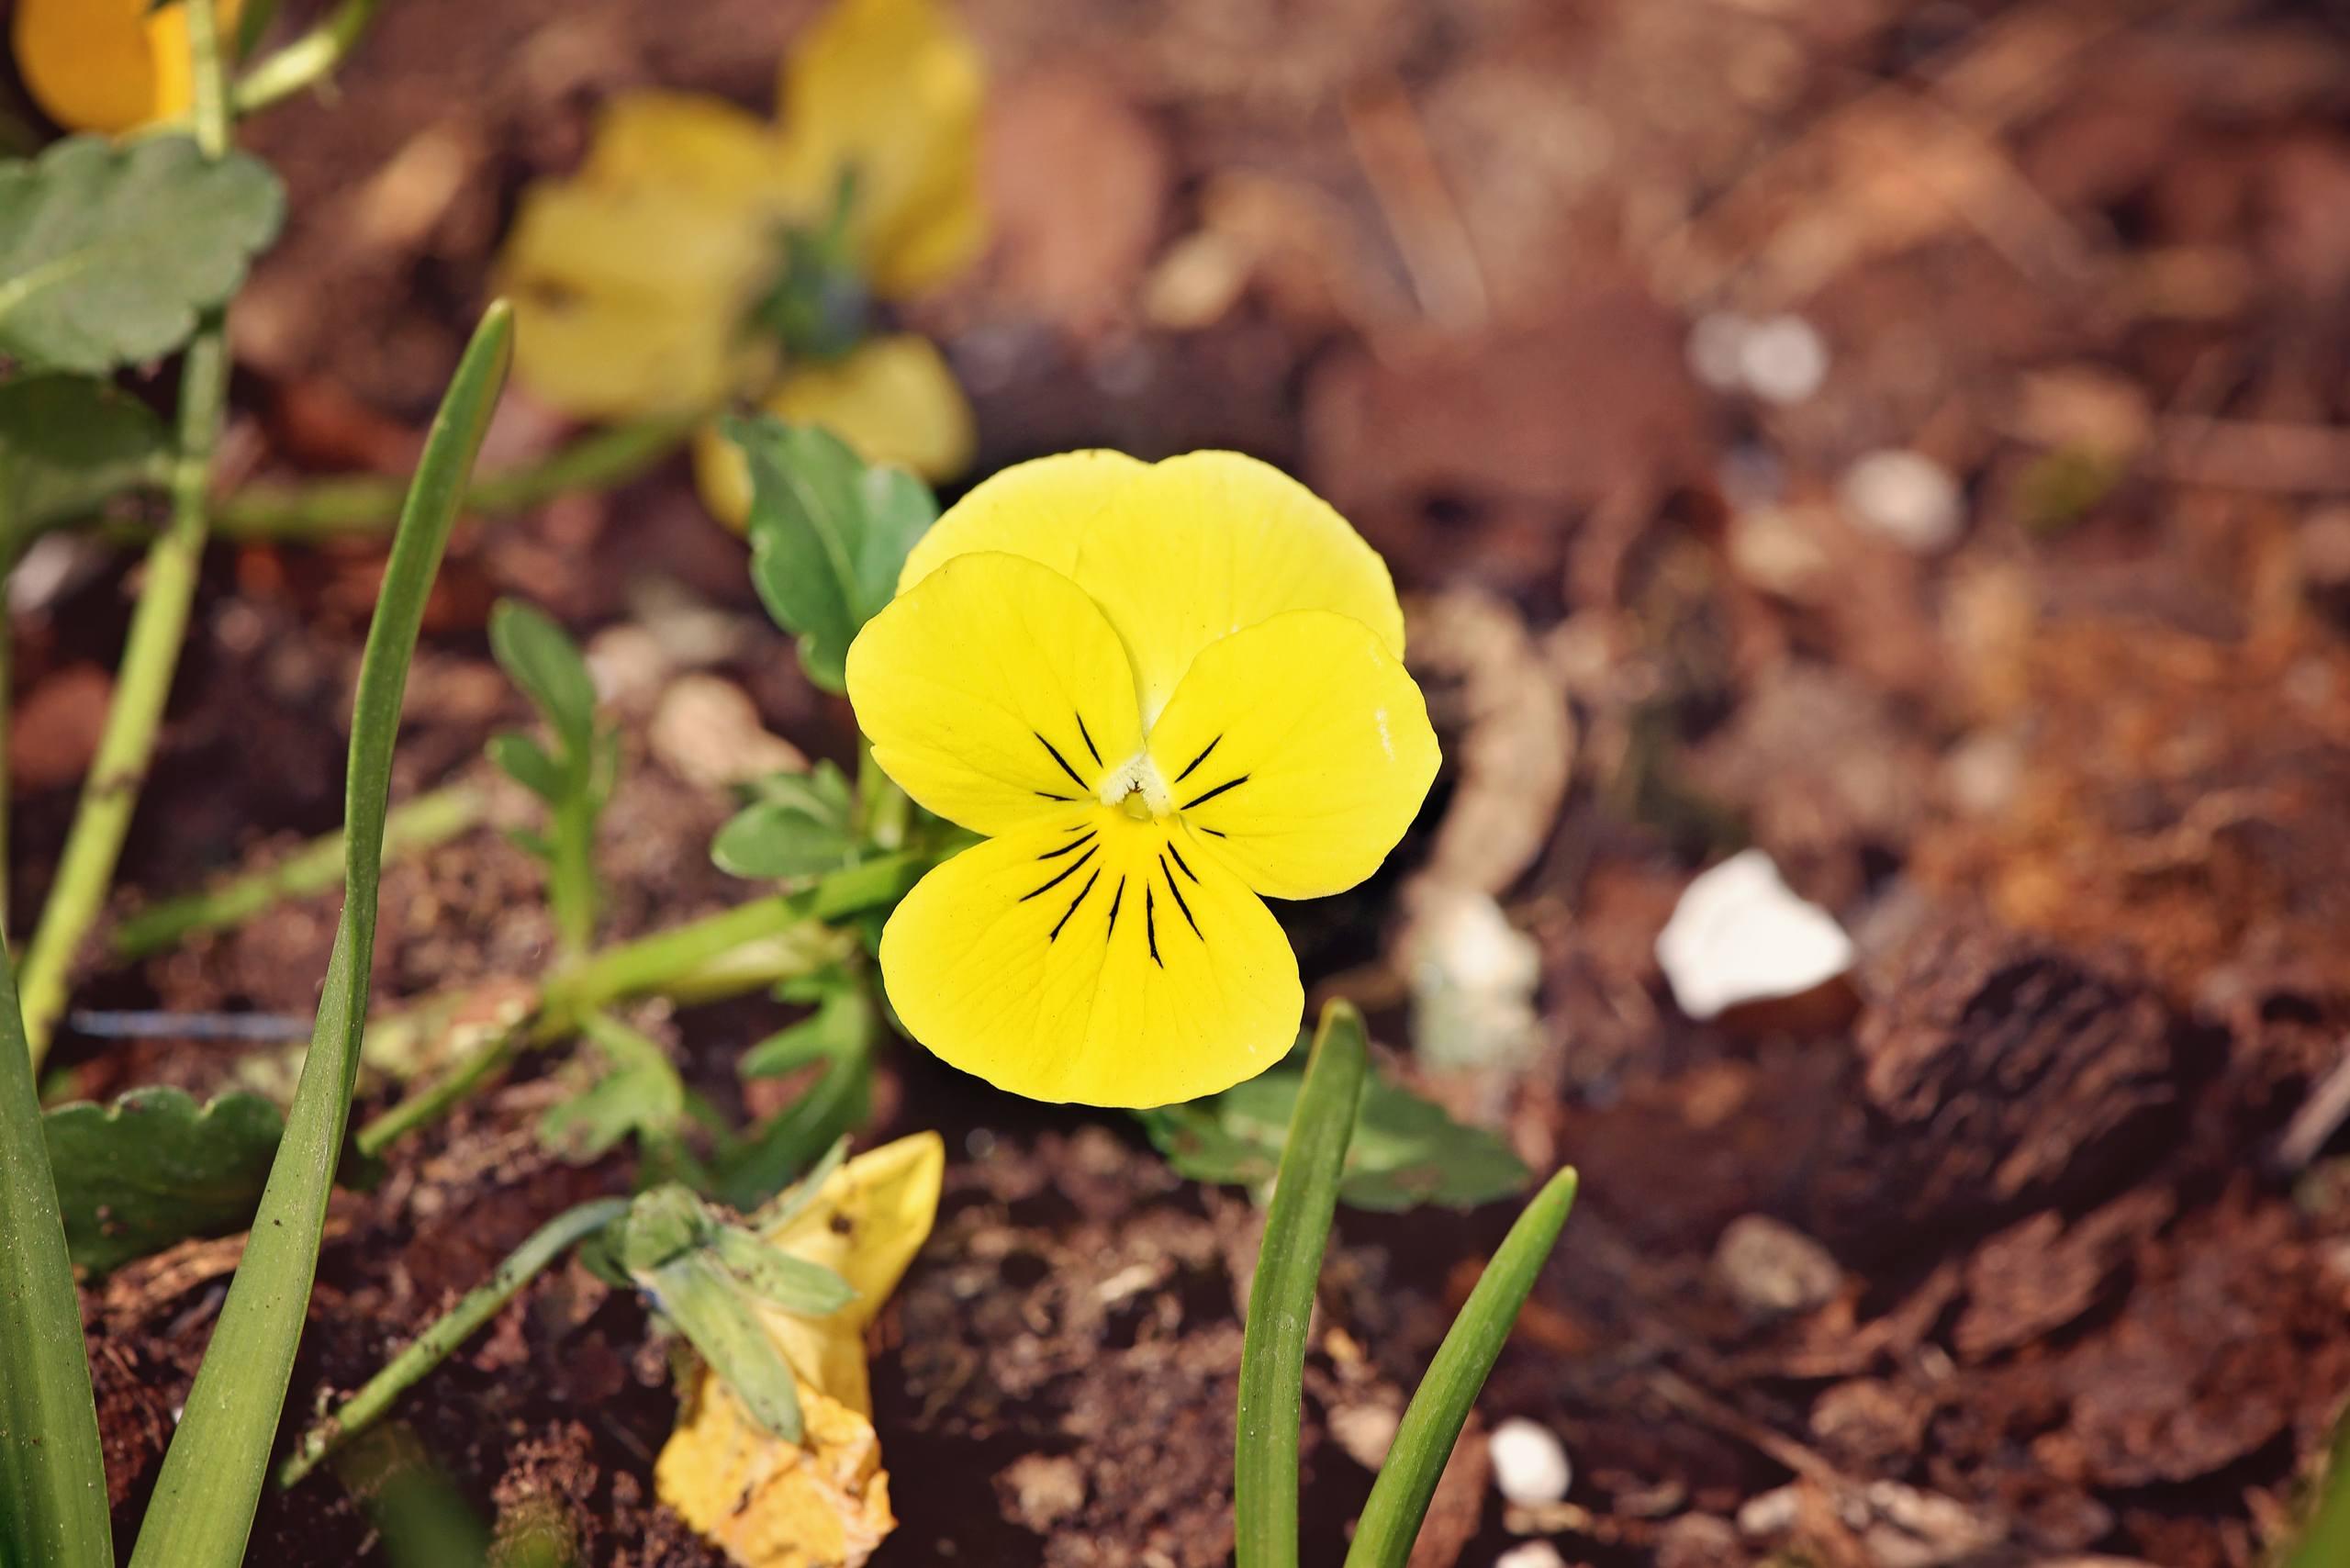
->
752 1135 849 1232
487 732 563 800
45 1086 283 1274
538 1013 685 1163
0 374 169 536
1344 1168 1579 1568
711 1227 857 1316
643 1251 805 1441
2289 1417 2350 1568
128 301 513 1568
488 599 595 748
711 801 855 882
0 943 112 1568
0 136 284 374
745 760 854 818
739 985 869 1080
733 418 935 691
278 1197 627 1489
1235 1001 1370 1568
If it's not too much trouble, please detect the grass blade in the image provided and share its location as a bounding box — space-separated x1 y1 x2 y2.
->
277 1196 626 1489
0 942 112 1568
128 300 513 1568
1235 1000 1370 1568
1343 1167 1579 1568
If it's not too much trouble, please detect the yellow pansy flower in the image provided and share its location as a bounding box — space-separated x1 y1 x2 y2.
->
846 452 1440 1108
14 0 244 133
656 1133 943 1568
498 0 985 428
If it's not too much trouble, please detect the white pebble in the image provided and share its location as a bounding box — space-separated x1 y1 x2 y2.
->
1494 1544 1567 1568
1841 448 1964 553
1686 311 1753 393
1654 849 1854 1020
1738 314 1829 404
1489 1417 1572 1506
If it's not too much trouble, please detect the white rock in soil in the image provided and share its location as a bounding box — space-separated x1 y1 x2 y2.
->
1841 448 1964 553
1495 1544 1568 1568
1686 311 1753 392
1738 1484 1803 1539
1738 314 1829 404
1489 1418 1572 1506
1654 848 1854 1020
1713 1214 1843 1318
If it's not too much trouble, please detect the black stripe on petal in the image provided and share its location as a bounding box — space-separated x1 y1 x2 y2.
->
1146 886 1163 967
1182 775 1248 811
1174 735 1222 783
1018 845 1096 902
1049 869 1101 941
1038 832 1097 860
1035 732 1089 790
1076 712 1102 767
1166 843 1201 882
1160 854 1201 937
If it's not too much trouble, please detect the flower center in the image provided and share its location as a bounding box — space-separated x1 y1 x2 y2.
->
1096 751 1173 818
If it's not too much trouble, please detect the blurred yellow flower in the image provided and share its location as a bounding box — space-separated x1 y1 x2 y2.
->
846 453 1441 1108
498 0 987 483
655 1133 943 1568
14 0 244 133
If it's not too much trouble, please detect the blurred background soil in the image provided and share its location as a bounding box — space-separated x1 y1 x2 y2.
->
14 0 2350 1563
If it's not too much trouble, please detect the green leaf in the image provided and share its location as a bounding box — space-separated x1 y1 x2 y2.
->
0 135 284 374
1235 1002 1368 1568
488 599 595 749
739 982 871 1081
1136 1044 1528 1214
1344 1169 1578 1568
0 374 169 534
128 301 512 1568
538 1014 686 1164
711 1227 856 1316
0 944 113 1568
44 1087 284 1275
731 418 936 692
642 1250 806 1441
487 732 564 801
711 801 855 881
745 758 854 818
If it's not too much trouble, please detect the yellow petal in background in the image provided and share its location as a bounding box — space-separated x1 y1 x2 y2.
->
1071 452 1409 723
879 812 1304 1106
583 91 788 205
897 449 1144 593
774 0 988 297
845 552 1144 835
695 335 976 532
655 1135 942 1568
1147 610 1439 901
15 0 242 133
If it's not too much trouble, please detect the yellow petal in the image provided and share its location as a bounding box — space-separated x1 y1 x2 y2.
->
16 0 168 132
879 812 1303 1106
753 1132 944 1414
696 336 977 531
774 0 987 297
655 1372 895 1568
897 449 1144 593
845 552 1144 836
1147 610 1438 901
582 91 788 205
1072 452 1408 724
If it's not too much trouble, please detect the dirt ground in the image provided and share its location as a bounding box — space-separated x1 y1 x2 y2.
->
15 0 2350 1563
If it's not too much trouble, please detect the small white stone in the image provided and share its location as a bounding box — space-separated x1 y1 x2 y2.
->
1655 849 1854 1020
1738 314 1829 404
1841 448 1964 553
1686 311 1753 392
1738 1484 1803 1539
1495 1544 1568 1568
1489 1417 1572 1506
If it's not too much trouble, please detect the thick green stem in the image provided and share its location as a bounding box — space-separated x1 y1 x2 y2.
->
546 789 598 962
112 784 485 959
214 414 698 542
17 3 236 1063
231 0 383 116
276 1195 626 1489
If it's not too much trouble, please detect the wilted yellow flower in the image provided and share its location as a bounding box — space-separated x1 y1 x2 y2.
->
846 453 1441 1108
656 1133 944 1568
498 0 985 430
13 0 243 133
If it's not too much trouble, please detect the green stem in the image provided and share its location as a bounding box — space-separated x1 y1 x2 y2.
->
1343 1169 1579 1568
546 788 598 962
230 0 382 116
275 1195 626 1489
1235 1001 1370 1568
111 784 485 959
17 1 237 1063
352 850 925 1157
214 414 699 542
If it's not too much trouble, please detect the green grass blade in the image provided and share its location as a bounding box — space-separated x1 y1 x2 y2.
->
0 942 112 1568
1343 1167 1579 1568
1235 1000 1370 1568
128 301 513 1568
